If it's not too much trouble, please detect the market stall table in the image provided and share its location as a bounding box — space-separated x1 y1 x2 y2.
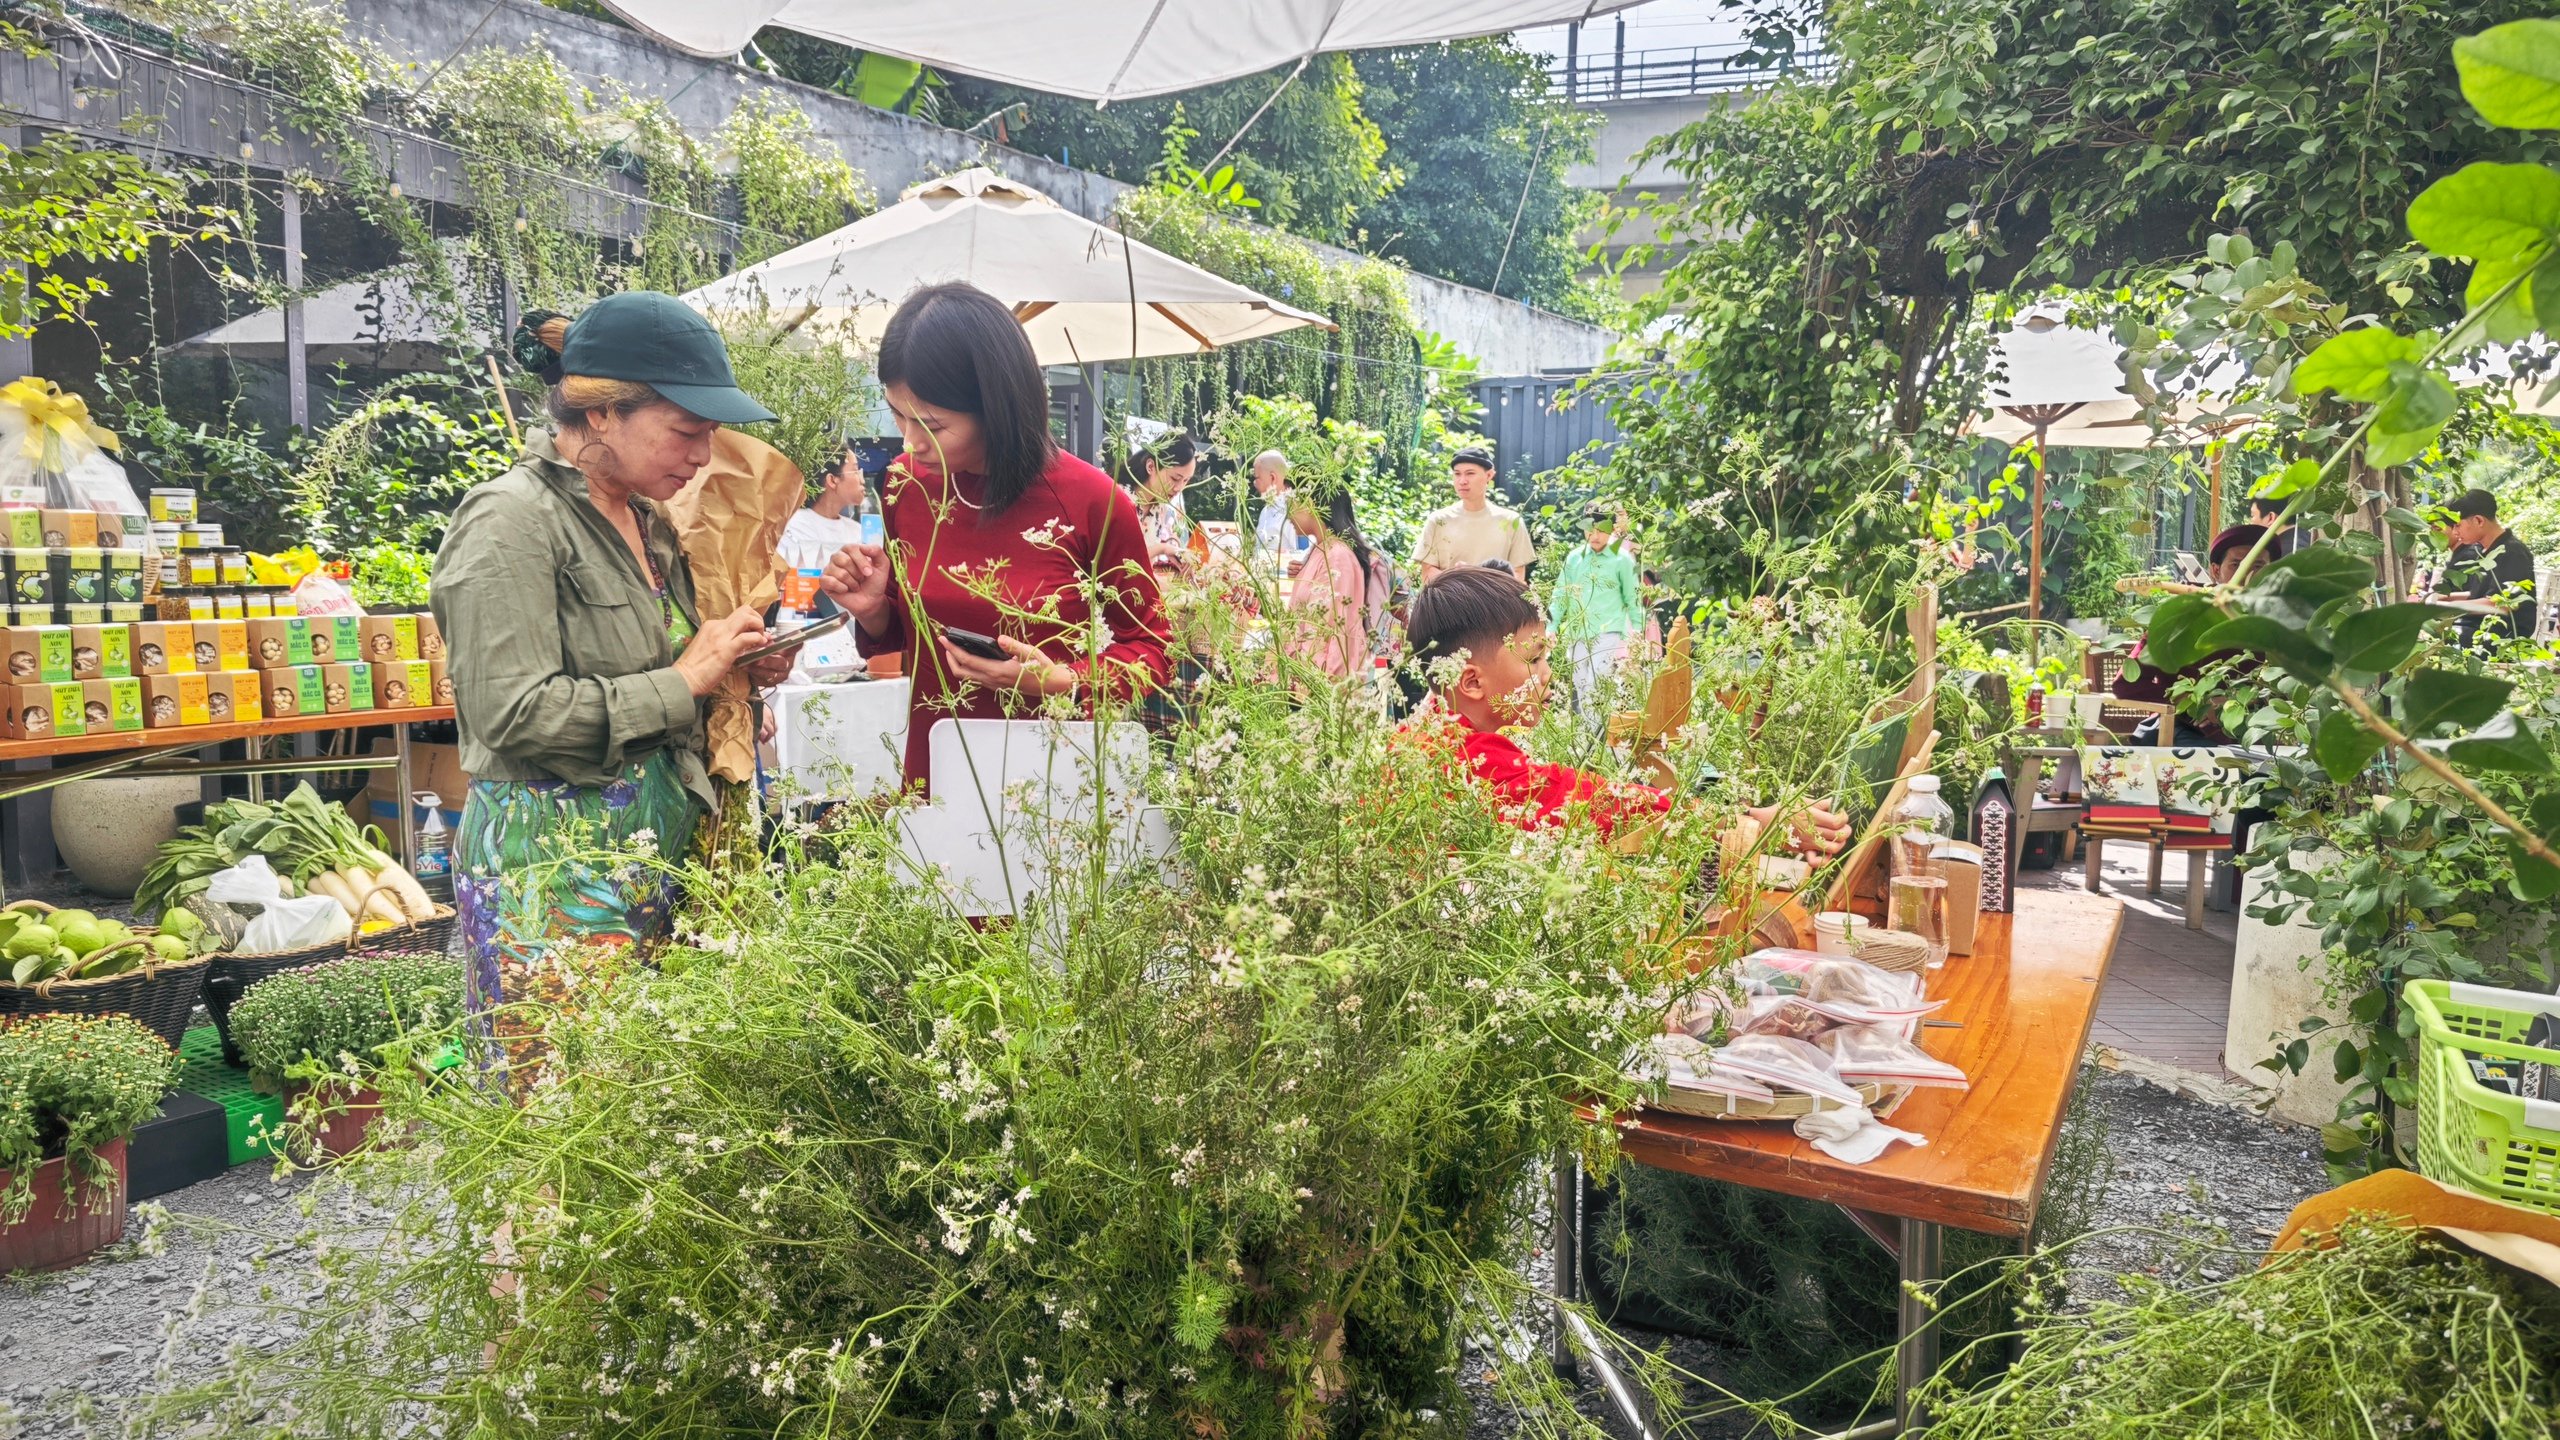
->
1558 886 2123 1438
0 706 456 890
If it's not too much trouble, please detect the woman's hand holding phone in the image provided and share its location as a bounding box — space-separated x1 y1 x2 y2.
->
938 628 1072 698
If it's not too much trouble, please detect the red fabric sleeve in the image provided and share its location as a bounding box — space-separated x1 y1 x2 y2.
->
1457 729 1669 837
1067 478 1173 703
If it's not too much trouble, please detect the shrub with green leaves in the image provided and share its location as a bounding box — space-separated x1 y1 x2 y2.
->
226 953 463 1086
0 1014 178 1224
149 657 1802 1437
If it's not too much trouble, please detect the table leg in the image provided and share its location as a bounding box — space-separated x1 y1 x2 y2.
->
2081 833 2103 891
1549 1152 1579 1376
395 724 416 871
1895 1218 1946 1434
2184 850 2207 932
2144 838 2164 896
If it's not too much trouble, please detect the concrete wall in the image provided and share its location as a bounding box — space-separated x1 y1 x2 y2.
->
335 0 1616 374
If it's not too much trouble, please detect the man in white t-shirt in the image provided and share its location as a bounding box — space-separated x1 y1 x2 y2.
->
1250 449 1300 567
1414 447 1537 582
779 446 870 562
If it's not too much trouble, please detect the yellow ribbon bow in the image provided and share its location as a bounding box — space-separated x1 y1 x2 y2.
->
1 376 122 463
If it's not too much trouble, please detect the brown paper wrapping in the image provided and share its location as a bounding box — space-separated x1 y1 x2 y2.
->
2271 1168 2560 1293
668 430 805 783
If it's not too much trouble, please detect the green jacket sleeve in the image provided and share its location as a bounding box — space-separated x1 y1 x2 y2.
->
436 490 698 782
1617 555 1642 629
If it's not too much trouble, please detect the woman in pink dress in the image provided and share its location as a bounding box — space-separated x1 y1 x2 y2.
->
1283 489 1373 680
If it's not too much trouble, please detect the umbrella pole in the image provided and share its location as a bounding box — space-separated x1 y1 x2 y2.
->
2028 425 2048 665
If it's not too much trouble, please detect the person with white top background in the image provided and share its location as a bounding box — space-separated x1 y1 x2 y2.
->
780 444 873 563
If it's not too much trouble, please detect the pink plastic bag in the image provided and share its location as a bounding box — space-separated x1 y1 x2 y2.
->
293 571 364 618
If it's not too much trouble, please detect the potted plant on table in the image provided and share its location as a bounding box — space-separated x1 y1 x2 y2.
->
226 952 462 1161
0 1013 180 1271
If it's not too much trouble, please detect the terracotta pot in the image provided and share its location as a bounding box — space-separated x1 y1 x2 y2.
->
282 1083 392 1160
0 1139 128 1273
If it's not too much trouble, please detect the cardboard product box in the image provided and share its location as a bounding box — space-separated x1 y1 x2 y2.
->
131 621 195 676
375 659 431 709
68 624 130 681
246 616 313 668
264 664 325 718
358 614 421 665
143 673 209 729
204 670 262 725
355 738 472 835
52 548 104 607
5 548 54 608
1932 840 1985 957
104 549 143 605
415 613 445 663
308 615 360 666
332 661 377 712
426 658 452 709
0 509 39 548
3 626 72 684
212 619 251 673
82 677 141 733
92 511 136 551
38 509 96 549
3 682 81 740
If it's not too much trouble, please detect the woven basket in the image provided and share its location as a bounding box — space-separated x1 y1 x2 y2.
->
352 904 457 959
0 936 209 1052
1652 1080 1911 1123
203 937 350 1066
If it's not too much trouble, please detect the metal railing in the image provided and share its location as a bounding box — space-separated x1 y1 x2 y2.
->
1544 42 1834 102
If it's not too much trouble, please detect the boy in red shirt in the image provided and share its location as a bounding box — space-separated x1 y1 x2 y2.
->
1403 565 1848 854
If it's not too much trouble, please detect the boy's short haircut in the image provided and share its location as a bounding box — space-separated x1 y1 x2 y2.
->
1408 565 1542 672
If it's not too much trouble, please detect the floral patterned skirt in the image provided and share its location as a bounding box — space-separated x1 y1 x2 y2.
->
454 749 700 1091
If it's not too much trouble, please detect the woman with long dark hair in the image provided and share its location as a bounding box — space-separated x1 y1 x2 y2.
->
821 282 1171 788
1117 429 1203 573
1282 486 1376 679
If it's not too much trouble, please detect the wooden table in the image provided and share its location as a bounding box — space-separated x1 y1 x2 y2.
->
1556 887 2123 1438
0 707 456 888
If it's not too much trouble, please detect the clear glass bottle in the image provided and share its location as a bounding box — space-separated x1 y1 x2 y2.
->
1893 774 1956 878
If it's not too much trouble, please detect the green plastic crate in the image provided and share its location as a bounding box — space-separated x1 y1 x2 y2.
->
2406 979 2560 1215
176 1025 282 1168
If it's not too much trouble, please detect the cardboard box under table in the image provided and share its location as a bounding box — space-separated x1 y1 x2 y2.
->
1559 888 2123 1436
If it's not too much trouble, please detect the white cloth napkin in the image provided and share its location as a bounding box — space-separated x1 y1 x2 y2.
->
1793 1104 1928 1165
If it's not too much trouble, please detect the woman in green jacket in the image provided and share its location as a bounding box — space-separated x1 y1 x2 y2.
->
432 292 785 1083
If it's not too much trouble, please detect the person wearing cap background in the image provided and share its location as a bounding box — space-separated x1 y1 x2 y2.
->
1549 504 1642 721
433 291 792 1085
1414 446 1536 583
2110 523 2270 745
2438 487 2540 649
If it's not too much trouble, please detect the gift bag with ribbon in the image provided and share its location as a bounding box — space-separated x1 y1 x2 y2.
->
0 376 137 513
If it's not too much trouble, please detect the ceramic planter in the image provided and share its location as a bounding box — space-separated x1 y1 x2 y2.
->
282 1082 392 1160
0 1139 128 1272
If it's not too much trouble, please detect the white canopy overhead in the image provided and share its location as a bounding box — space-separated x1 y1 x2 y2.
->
169 243 490 370
594 0 1645 100
687 168 1335 367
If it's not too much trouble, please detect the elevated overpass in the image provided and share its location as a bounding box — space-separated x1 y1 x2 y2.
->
1546 42 1830 299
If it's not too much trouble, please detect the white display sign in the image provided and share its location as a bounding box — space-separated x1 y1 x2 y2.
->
894 718 1172 919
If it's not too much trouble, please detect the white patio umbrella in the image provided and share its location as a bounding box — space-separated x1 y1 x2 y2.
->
594 0 1644 99
686 168 1335 367
168 242 490 370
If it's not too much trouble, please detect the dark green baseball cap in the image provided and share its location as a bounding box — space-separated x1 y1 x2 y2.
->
561 291 777 425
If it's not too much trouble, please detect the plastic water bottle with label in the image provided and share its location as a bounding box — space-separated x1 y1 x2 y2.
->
410 792 452 879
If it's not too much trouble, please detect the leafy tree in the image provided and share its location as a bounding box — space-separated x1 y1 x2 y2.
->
937 57 1390 244
1348 42 1607 319
0 132 224 338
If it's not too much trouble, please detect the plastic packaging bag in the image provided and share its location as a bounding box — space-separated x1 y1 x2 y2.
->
1737 949 1939 1024
1738 994 1842 1043
1712 1033 1866 1108
204 855 351 954
1646 1034 1777 1106
292 571 364 618
1820 1024 1969 1089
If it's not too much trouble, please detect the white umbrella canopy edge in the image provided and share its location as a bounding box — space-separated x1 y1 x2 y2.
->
593 0 1646 99
686 168 1335 366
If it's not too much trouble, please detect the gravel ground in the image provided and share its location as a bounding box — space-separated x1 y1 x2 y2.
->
1 1058 2327 1439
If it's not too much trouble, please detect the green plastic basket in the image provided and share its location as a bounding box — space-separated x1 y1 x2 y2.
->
2405 979 2560 1215
176 1025 283 1168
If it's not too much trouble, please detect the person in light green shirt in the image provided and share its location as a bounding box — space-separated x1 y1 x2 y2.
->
1550 507 1642 718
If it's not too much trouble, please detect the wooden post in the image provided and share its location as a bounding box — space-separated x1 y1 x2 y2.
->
2027 426 2047 664
281 181 309 432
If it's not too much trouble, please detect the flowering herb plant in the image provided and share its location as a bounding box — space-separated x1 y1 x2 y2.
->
225 953 463 1088
0 1013 178 1224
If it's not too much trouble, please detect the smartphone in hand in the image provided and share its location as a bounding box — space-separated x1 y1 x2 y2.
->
941 626 1009 661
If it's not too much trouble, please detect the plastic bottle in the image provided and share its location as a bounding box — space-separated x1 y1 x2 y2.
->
410 792 452 879
2024 681 2046 726
1891 774 1956 878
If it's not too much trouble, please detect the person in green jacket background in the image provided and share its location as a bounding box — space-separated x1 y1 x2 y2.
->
433 292 788 1086
1550 506 1643 723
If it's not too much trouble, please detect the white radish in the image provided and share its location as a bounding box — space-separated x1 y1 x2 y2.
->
349 869 407 928
362 852 438 923
305 870 359 918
